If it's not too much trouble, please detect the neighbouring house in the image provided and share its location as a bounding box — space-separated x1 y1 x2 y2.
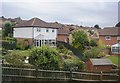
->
57 25 70 43
14 17 60 47
85 58 113 72
98 27 120 46
111 43 120 55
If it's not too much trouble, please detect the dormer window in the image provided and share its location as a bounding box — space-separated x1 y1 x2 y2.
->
105 36 111 40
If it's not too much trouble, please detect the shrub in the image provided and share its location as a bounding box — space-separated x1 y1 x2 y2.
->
4 50 25 66
63 58 84 71
84 47 105 61
2 40 16 50
29 46 61 70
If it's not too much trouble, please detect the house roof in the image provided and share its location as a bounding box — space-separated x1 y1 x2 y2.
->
98 27 120 36
58 26 70 35
15 17 61 29
90 58 113 66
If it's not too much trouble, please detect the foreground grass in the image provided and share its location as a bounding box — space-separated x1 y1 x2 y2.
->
107 55 120 66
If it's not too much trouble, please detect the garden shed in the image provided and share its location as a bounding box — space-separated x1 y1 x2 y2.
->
85 58 113 72
111 43 120 55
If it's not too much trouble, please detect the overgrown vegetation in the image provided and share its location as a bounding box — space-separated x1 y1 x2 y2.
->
72 30 90 53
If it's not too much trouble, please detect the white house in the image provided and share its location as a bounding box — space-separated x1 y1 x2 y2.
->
14 17 60 47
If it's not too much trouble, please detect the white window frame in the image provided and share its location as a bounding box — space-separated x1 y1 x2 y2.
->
105 36 111 40
117 36 120 40
112 47 120 54
46 29 49 32
52 29 54 32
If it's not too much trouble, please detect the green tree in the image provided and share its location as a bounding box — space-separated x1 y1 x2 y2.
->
3 21 13 37
29 46 61 70
72 30 90 53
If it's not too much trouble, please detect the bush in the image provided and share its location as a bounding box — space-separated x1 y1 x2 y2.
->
63 58 84 71
2 40 16 50
29 46 61 70
84 47 105 61
4 50 26 66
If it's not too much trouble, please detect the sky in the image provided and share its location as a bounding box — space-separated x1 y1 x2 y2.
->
0 0 119 28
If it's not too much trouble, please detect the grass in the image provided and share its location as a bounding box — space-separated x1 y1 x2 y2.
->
106 55 120 66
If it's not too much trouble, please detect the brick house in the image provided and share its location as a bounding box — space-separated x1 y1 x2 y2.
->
85 58 113 72
98 27 120 46
57 26 70 43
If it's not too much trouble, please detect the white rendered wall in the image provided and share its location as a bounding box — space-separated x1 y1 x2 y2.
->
34 27 57 40
14 27 33 38
14 27 57 40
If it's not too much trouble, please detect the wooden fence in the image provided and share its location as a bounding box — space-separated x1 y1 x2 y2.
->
2 64 119 83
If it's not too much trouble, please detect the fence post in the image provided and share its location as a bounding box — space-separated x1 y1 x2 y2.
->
70 68 72 83
36 68 38 78
100 71 102 83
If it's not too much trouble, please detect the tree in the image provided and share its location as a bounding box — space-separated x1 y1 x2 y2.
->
72 30 90 53
115 22 120 27
94 24 100 29
29 46 61 70
3 21 13 37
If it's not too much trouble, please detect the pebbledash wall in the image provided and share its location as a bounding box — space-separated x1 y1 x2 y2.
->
14 27 57 46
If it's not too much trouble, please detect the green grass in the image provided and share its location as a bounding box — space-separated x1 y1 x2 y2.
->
107 56 120 66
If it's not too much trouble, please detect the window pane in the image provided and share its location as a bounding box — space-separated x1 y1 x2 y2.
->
46 29 49 32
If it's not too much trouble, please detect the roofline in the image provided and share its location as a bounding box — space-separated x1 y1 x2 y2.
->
13 26 59 29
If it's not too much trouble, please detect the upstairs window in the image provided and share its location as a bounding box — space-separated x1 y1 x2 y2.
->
105 36 111 40
46 29 49 32
37 28 41 32
52 29 54 32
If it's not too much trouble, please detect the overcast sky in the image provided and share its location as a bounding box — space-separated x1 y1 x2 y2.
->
1 0 119 28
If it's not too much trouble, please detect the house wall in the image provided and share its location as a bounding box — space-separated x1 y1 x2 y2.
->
16 38 33 45
99 36 118 46
14 27 57 40
34 27 57 40
14 27 33 38
57 34 69 42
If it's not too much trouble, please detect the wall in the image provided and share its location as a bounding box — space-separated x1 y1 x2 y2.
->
57 34 69 42
93 65 113 72
34 27 57 40
85 60 93 71
16 38 33 45
14 27 33 38
99 36 118 46
85 60 113 72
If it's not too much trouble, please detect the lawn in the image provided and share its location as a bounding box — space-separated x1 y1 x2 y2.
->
107 55 120 66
